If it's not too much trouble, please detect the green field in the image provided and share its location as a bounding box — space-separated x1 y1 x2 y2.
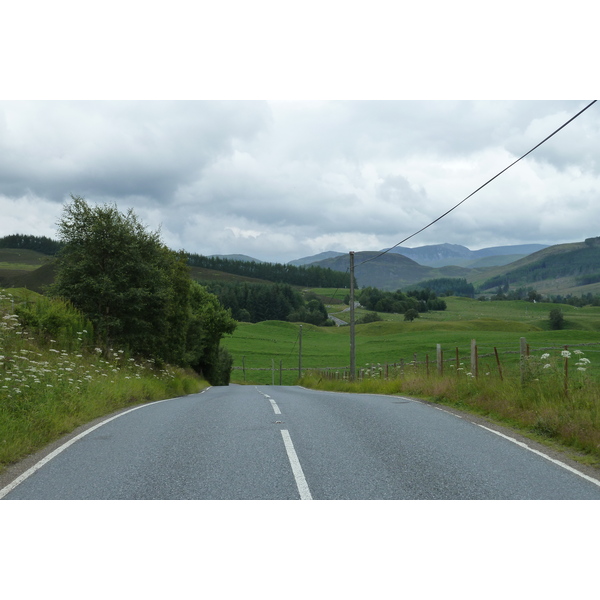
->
222 297 600 385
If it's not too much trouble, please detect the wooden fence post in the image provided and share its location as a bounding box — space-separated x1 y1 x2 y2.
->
437 344 443 376
455 347 460 374
564 345 569 397
471 339 478 379
520 337 527 384
494 347 503 381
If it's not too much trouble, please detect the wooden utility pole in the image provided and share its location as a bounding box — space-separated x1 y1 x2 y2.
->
349 251 356 381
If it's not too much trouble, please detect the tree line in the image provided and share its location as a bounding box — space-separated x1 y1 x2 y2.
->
205 281 332 326
187 253 352 288
357 287 447 314
0 234 63 255
410 277 475 298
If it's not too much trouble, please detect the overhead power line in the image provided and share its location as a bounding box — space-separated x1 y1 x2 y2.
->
358 99 597 267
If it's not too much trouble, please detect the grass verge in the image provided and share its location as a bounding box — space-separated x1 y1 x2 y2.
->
0 289 206 474
299 352 600 467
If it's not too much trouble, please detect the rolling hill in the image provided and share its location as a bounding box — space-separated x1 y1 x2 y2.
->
292 243 548 269
311 251 476 291
475 238 600 296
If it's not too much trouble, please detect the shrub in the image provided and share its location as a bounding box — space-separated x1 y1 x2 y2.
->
549 308 564 330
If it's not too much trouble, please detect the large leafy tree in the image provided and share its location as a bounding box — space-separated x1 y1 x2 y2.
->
51 195 236 382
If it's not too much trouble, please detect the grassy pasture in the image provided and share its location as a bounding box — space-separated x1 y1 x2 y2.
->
222 297 600 386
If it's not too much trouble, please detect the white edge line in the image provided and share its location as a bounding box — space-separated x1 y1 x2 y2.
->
477 424 600 489
280 429 312 500
434 406 463 418
0 392 208 500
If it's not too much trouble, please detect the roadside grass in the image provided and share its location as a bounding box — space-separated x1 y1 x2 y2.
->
298 349 600 465
0 288 206 473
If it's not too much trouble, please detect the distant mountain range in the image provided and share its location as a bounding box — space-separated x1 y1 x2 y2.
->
211 243 554 291
288 243 549 269
304 239 600 294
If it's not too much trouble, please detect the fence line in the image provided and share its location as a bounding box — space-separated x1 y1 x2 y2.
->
233 339 600 387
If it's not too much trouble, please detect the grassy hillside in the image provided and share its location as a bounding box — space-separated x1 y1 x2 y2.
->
188 266 276 286
313 251 476 291
473 241 600 292
0 248 53 270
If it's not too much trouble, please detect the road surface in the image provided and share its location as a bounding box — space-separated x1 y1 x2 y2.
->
2 385 600 499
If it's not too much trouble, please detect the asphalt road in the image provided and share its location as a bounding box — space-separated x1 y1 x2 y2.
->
3 385 600 499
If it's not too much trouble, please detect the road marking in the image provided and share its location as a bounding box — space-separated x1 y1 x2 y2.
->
0 394 198 500
256 388 282 414
280 429 313 500
477 424 600 488
268 397 282 415
434 406 463 418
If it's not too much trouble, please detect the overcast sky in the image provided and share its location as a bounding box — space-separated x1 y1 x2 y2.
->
1 99 598 263
1 3 598 264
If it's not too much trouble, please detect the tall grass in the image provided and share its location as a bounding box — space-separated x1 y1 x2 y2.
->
299 348 600 465
0 288 206 472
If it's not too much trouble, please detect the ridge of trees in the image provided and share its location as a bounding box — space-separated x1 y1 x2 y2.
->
357 287 447 314
409 277 475 298
187 253 352 288
0 234 63 255
205 281 332 326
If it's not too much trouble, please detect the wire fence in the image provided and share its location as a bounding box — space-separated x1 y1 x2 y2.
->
232 338 600 387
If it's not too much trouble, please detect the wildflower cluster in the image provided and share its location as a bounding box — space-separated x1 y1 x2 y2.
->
1 289 178 406
363 363 385 379
524 348 592 386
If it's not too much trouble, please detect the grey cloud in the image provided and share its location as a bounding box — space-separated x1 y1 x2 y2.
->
0 101 272 203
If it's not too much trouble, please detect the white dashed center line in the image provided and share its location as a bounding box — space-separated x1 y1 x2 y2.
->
280 429 313 500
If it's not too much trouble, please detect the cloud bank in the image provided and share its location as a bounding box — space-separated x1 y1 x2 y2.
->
1 100 598 263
